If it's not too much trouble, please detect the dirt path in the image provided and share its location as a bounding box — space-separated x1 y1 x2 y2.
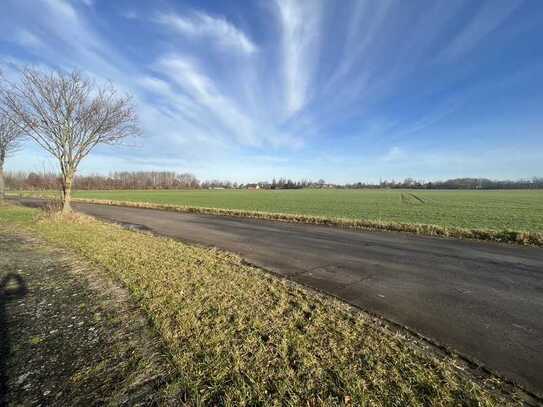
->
0 232 178 406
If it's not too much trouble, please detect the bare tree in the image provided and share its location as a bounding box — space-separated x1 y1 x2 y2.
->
0 110 24 200
1 68 140 213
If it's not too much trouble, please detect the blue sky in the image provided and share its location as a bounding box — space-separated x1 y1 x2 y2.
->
1 0 542 183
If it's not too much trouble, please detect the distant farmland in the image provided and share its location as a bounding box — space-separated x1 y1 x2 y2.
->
50 189 543 233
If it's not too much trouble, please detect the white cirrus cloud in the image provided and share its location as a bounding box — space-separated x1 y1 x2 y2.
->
14 29 44 49
275 0 323 116
156 55 259 146
382 146 407 163
43 0 78 21
440 0 523 60
156 11 257 54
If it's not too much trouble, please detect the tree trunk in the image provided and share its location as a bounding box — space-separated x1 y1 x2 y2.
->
61 173 74 214
0 160 4 201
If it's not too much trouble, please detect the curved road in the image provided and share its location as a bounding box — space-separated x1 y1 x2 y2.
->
17 199 543 397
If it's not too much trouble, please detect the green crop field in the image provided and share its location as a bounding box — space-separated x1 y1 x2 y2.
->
43 188 543 233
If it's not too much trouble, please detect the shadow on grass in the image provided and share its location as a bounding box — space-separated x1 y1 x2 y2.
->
0 273 27 405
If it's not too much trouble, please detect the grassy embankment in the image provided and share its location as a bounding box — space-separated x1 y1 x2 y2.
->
0 202 519 405
13 188 543 245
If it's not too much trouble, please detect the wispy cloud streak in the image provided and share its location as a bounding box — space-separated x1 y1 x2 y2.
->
439 0 523 60
156 55 259 146
157 12 257 54
276 0 322 116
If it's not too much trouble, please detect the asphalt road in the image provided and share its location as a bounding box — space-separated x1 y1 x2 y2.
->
16 199 543 396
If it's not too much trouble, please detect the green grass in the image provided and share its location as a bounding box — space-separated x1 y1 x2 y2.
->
0 202 518 405
51 189 543 232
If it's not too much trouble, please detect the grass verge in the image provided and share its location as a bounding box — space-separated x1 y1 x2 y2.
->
61 197 543 246
0 202 522 405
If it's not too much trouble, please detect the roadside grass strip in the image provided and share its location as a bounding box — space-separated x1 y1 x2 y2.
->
10 190 543 245
62 197 543 246
0 203 520 405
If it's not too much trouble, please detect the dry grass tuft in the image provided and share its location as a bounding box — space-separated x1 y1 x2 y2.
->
37 209 95 225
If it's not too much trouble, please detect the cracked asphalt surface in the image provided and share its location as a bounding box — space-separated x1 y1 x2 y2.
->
15 198 543 398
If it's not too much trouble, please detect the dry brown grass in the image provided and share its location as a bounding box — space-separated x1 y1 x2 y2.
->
37 210 94 225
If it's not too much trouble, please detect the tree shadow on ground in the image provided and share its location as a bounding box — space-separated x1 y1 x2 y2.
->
0 273 27 405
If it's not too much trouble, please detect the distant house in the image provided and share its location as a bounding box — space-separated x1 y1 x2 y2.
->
246 183 260 190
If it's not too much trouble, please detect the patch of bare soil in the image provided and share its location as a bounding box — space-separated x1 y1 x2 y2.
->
0 233 180 406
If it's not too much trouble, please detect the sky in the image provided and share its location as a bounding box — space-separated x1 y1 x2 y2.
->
1 0 542 183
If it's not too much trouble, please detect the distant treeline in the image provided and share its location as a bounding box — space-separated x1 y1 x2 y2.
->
6 171 200 190
346 177 543 190
4 172 328 190
4 171 543 190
